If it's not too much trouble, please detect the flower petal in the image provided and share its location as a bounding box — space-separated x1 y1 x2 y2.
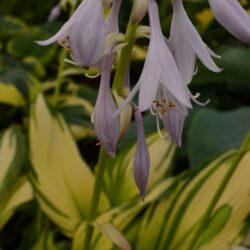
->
161 91 187 146
149 0 191 109
94 57 120 157
169 1 196 84
208 0 250 44
171 0 221 73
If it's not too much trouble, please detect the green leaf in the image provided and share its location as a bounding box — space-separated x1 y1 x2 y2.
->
7 26 57 65
192 46 250 87
0 16 28 40
0 67 40 99
188 108 250 169
196 205 232 248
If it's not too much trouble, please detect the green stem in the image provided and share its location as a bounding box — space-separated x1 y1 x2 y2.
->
112 16 138 92
52 49 66 106
83 147 108 250
52 5 75 106
187 134 250 250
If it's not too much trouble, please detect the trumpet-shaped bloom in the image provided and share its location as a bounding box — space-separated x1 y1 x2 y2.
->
169 0 221 85
150 86 187 146
36 0 105 67
133 108 150 199
93 0 122 156
208 0 250 44
93 57 120 157
114 0 191 116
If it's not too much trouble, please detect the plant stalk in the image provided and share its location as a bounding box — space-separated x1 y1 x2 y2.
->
112 10 138 92
83 147 108 249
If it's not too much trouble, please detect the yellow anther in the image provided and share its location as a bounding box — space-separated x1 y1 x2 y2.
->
160 108 166 114
65 47 72 53
169 102 176 108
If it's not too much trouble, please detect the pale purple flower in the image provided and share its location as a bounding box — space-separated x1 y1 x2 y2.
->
93 0 122 157
105 0 121 34
48 3 61 22
36 0 105 67
133 108 150 199
169 0 221 85
93 57 120 157
208 0 250 44
114 0 191 117
151 86 187 146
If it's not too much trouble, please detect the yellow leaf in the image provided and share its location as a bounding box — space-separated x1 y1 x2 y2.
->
104 133 175 205
30 95 109 235
0 82 25 106
0 128 17 185
0 177 33 229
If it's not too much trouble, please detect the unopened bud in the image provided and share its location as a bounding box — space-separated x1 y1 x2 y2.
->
131 0 149 24
133 108 150 200
113 90 133 141
93 57 120 157
48 4 61 22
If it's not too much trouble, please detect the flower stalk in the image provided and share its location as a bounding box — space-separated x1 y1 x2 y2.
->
112 11 138 93
52 4 75 106
83 147 108 250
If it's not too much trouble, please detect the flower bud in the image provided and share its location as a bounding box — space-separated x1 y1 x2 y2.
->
93 57 120 157
133 108 150 200
131 0 149 24
113 91 133 141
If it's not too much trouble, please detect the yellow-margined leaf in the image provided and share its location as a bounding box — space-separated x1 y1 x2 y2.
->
93 178 179 250
0 127 25 196
29 95 109 236
0 82 25 106
0 128 17 186
154 141 250 250
0 177 33 229
104 133 175 206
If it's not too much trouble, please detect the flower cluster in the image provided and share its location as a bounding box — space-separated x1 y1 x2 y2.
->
38 0 250 198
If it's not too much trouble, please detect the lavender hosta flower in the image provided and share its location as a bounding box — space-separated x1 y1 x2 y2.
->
132 0 149 24
114 0 191 117
105 0 121 34
36 0 105 67
151 87 187 146
48 3 61 22
133 108 150 199
94 57 120 157
208 0 250 44
170 0 221 85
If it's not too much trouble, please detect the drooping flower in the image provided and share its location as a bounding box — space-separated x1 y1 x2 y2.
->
151 86 188 146
36 0 105 67
93 0 122 156
208 0 250 44
169 0 221 85
133 108 150 199
114 0 191 116
93 57 120 157
48 3 61 22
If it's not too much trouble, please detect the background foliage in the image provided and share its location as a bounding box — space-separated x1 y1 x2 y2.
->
1 0 250 249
